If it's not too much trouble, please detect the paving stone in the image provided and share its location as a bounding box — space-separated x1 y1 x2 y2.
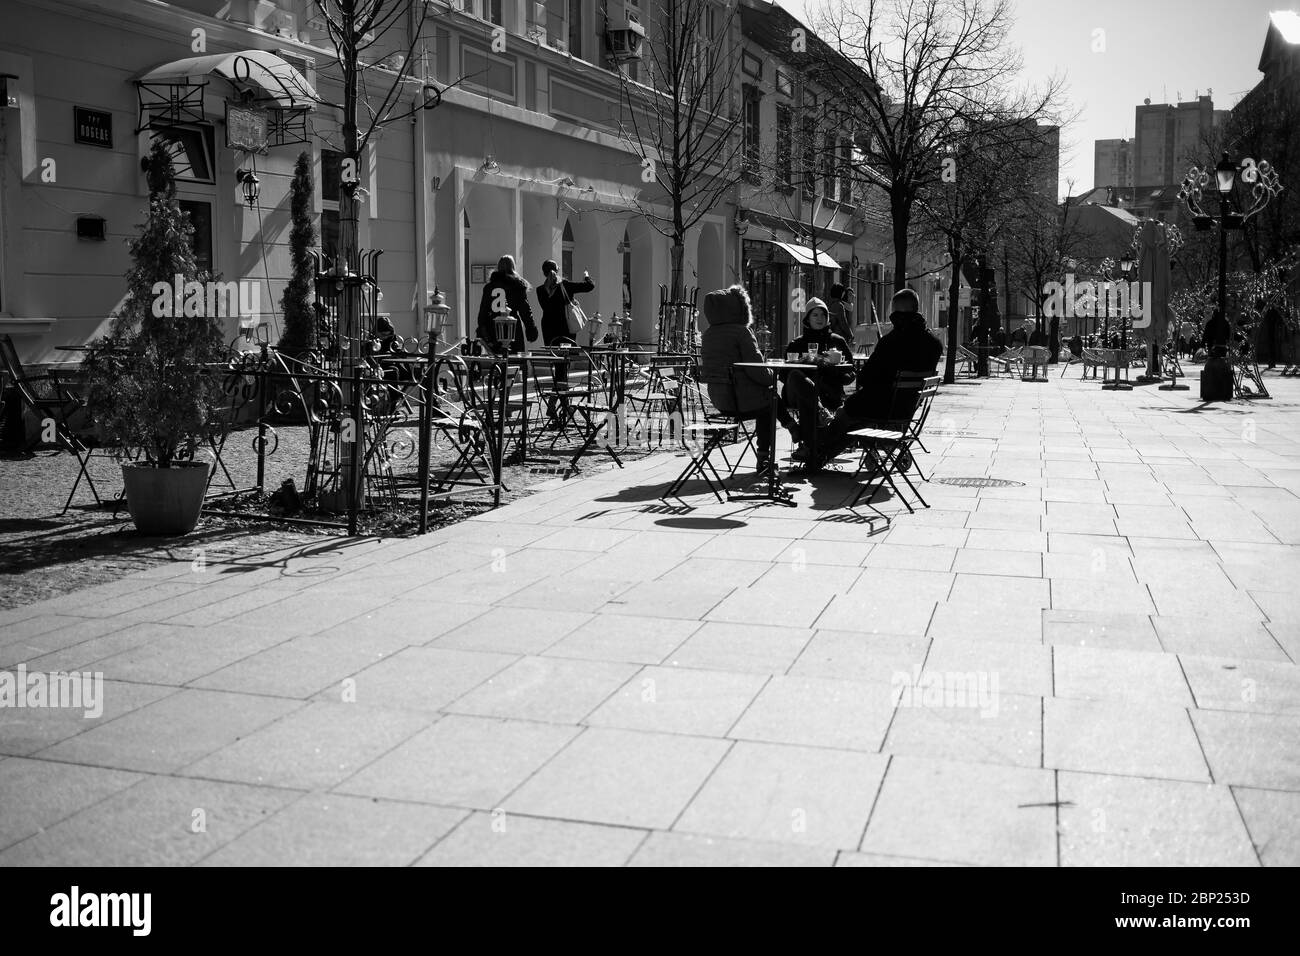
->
1044 698 1209 782
507 728 729 829
675 741 888 849
585 665 766 736
1152 617 1289 662
1053 645 1194 707
445 656 638 723
200 794 465 867
729 675 896 751
40 688 301 774
630 831 835 867
416 811 645 866
1232 787 1300 866
860 756 1056 866
666 621 812 675
0 680 175 757
1191 710 1300 790
0 758 143 851
434 606 594 655
1058 773 1258 866
0 775 296 866
336 714 579 808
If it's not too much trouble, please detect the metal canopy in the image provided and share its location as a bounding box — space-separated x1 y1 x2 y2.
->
134 50 317 146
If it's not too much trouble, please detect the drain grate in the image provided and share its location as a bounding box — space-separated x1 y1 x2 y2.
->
933 476 1026 488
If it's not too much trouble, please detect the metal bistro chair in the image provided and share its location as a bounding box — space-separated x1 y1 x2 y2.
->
0 334 113 513
662 368 764 503
845 373 940 521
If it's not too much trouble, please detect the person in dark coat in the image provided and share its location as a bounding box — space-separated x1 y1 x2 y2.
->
826 283 855 342
779 297 855 456
1010 324 1028 347
476 255 537 353
699 285 773 472
790 289 942 470
536 259 595 346
1203 309 1231 358
993 326 1008 350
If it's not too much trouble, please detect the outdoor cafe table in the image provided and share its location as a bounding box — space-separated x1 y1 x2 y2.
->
732 359 819 504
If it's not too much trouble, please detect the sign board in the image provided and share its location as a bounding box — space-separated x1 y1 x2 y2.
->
225 102 269 152
73 107 112 148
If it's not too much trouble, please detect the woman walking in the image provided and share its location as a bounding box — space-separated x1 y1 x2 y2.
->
537 259 595 346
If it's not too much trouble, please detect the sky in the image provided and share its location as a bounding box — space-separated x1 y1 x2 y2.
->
776 0 1284 199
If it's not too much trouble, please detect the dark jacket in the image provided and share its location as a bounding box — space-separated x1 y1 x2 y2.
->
536 276 595 346
827 298 854 342
700 314 769 414
476 270 537 352
845 315 942 420
786 327 855 410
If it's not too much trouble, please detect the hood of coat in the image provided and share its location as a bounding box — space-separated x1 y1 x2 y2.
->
702 287 751 326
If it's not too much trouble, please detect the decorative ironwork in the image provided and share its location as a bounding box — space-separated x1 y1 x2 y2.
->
267 105 311 147
135 79 207 134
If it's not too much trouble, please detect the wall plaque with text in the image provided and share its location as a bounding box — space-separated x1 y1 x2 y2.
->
74 107 113 148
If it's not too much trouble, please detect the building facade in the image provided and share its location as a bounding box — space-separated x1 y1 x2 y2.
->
1132 94 1228 189
1093 138 1133 188
0 0 923 364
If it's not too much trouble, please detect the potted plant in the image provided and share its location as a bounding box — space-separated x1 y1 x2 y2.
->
80 142 225 535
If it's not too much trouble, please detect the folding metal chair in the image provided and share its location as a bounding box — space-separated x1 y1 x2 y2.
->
661 422 740 503
845 374 939 521
0 334 111 513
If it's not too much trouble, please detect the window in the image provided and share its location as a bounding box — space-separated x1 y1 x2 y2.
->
742 85 761 177
567 0 582 56
775 68 792 98
153 124 216 184
801 116 816 199
839 139 853 203
320 149 342 259
462 45 516 101
775 104 792 189
742 50 762 79
822 132 836 199
179 200 213 276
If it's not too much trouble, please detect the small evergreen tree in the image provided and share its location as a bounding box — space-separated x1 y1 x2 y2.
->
82 141 224 468
279 150 317 352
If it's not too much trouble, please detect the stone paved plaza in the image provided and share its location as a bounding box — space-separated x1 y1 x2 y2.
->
2 373 1299 866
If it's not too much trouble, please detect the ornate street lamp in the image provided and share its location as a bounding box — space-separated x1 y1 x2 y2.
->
1178 152 1282 357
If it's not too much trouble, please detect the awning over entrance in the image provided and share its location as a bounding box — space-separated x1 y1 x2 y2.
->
136 50 318 109
762 239 841 269
134 50 317 147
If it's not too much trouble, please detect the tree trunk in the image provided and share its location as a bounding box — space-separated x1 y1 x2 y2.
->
670 239 685 351
891 187 911 292
944 254 961 385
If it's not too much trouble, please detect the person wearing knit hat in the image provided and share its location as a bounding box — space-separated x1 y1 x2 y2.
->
786 287 941 471
779 298 855 460
699 285 775 474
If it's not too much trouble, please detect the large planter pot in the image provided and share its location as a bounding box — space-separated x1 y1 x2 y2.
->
121 461 211 535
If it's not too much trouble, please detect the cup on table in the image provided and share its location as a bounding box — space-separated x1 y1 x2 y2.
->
823 348 842 365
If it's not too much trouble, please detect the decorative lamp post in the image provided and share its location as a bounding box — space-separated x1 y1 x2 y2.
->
1102 253 1136 390
423 286 450 354
1178 151 1283 360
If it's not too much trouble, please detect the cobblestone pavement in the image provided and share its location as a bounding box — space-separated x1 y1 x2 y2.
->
2 372 1298 866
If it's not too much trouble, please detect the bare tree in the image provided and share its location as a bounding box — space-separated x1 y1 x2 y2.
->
1004 175 1089 362
613 0 746 347
808 0 1068 292
308 0 468 372
915 118 1036 383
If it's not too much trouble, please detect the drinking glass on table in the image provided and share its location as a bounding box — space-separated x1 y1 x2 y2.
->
806 343 819 362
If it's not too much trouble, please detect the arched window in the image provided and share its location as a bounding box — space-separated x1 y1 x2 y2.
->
562 219 575 279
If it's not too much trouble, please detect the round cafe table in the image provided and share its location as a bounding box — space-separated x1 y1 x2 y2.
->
732 360 819 503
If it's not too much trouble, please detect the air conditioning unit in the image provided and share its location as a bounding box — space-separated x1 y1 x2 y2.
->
605 5 646 60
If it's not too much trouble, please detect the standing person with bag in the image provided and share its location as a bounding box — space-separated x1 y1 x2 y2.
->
476 255 537 353
537 259 595 347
